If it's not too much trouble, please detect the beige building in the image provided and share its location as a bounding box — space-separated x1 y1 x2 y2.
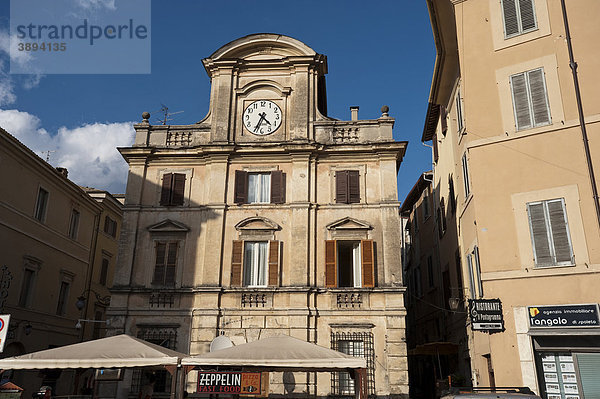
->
415 0 600 397
107 34 409 398
0 128 121 395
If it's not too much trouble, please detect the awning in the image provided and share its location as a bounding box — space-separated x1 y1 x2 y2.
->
182 335 366 371
0 334 186 369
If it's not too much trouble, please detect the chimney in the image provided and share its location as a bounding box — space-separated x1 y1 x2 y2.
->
350 106 359 121
56 167 68 178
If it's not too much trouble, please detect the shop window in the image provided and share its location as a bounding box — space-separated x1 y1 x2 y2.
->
231 240 279 287
335 170 360 204
234 170 285 204
325 240 374 288
160 173 186 206
527 198 573 267
331 331 375 396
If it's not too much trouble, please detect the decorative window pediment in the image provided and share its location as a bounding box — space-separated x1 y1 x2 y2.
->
147 219 189 233
326 217 373 231
235 216 280 232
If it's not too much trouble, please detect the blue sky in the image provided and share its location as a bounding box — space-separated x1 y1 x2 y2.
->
0 0 435 200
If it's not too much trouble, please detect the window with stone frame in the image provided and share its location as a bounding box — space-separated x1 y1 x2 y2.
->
152 241 178 286
502 0 537 38
325 240 374 288
230 240 280 287
160 173 186 206
335 170 360 204
234 170 285 204
527 198 574 267
331 331 375 396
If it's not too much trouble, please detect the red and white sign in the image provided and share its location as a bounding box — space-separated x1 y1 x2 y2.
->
0 314 10 353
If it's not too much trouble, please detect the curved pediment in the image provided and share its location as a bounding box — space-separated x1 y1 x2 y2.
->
208 33 316 61
326 217 373 231
147 219 189 233
235 216 280 232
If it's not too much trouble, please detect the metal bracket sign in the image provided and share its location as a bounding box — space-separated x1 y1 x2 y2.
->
0 314 10 352
197 372 261 395
528 304 600 328
469 298 504 332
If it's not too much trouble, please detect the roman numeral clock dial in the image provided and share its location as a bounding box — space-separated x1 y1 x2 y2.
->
243 100 282 135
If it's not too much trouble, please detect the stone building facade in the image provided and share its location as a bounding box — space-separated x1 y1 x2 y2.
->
107 34 408 397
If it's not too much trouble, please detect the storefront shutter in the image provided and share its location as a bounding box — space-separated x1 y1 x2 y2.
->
576 353 600 398
325 240 337 287
270 171 286 204
268 240 280 286
527 202 553 266
528 68 550 126
547 199 573 264
361 240 375 288
153 242 166 284
511 72 532 130
160 173 173 206
336 171 348 204
502 0 519 37
171 173 186 205
348 170 360 203
519 0 536 31
164 242 178 285
234 170 248 204
231 240 243 286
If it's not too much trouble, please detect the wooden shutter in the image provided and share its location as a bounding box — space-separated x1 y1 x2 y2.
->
433 132 439 162
547 199 573 264
440 105 447 135
325 240 337 287
519 0 536 31
164 242 178 285
527 202 553 266
153 242 166 284
361 240 375 287
527 69 550 126
234 170 248 204
231 240 243 286
160 173 173 206
270 171 285 204
335 171 348 204
348 170 360 203
171 173 186 205
502 0 519 37
268 240 280 286
511 72 532 130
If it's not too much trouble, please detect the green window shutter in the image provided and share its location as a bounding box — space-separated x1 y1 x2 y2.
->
527 68 551 126
511 72 532 130
547 199 573 264
576 353 600 398
502 0 519 37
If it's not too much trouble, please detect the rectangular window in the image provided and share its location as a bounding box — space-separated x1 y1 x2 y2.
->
413 206 419 232
414 266 423 297
502 0 537 38
56 281 70 316
34 187 49 221
100 257 109 285
335 170 360 204
456 89 464 132
423 189 430 220
331 332 375 396
19 268 36 308
510 68 551 130
473 246 483 298
527 198 574 267
449 176 457 214
462 153 471 198
325 240 374 288
427 256 434 288
160 173 186 206
234 170 285 204
243 241 269 287
104 216 117 237
466 253 476 299
153 242 178 285
68 209 80 239
133 327 177 394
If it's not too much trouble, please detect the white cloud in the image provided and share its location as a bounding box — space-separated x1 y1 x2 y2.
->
0 30 43 106
74 0 117 11
0 109 134 193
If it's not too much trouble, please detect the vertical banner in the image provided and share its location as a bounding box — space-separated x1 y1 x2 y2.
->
0 314 11 352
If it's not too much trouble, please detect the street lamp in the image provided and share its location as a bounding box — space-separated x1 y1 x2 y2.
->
75 318 110 329
75 289 111 311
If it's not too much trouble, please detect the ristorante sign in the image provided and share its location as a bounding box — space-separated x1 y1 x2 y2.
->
197 372 261 395
528 304 600 328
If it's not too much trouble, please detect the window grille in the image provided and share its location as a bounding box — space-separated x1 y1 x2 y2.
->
131 327 178 394
330 331 375 397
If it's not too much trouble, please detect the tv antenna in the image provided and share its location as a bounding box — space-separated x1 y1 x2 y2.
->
41 150 56 163
156 104 184 125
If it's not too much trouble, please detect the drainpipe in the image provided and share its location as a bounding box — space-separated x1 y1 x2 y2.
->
560 0 600 231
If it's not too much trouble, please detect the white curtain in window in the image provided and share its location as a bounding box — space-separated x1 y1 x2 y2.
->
352 242 362 288
248 173 271 203
244 241 268 287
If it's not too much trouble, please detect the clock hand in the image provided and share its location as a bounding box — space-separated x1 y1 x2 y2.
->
259 112 272 126
253 114 266 132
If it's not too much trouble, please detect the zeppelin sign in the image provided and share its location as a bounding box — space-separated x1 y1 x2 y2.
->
528 304 600 328
197 372 261 395
469 299 504 332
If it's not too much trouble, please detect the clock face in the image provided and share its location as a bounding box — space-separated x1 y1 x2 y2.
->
243 100 282 135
